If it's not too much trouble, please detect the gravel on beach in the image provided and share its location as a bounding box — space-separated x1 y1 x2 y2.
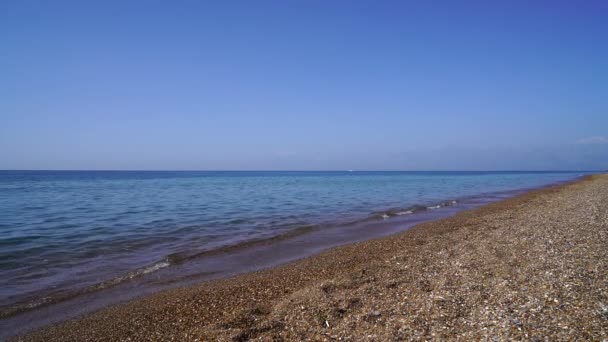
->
15 175 608 341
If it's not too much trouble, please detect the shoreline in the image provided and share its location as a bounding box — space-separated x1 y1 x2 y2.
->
0 177 582 336
9 174 608 340
1 179 576 322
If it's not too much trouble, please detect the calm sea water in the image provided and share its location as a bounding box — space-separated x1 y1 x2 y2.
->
0 170 585 317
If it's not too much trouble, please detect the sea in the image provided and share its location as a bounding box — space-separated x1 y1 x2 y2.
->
0 170 589 338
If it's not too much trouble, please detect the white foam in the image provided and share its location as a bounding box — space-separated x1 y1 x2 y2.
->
141 261 170 275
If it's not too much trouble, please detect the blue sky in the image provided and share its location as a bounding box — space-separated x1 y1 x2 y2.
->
1 1 607 170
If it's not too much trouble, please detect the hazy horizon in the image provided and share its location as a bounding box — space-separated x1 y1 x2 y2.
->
0 169 601 172
2 1 607 170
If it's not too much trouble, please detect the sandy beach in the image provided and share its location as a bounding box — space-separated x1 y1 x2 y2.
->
13 174 607 341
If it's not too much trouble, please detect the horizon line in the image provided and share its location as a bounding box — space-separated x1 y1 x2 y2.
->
0 169 601 173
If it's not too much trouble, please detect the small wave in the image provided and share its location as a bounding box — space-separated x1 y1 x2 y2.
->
164 224 320 265
2 196 467 318
429 200 458 210
0 259 173 319
378 209 413 220
141 261 170 275
103 260 172 286
375 199 459 219
409 205 429 212
3 227 329 318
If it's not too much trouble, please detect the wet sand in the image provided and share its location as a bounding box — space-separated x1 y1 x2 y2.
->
14 174 608 341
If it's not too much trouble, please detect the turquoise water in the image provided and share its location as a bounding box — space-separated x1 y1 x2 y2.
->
0 171 585 316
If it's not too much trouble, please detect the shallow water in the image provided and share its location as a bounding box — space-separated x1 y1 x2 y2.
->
0 170 586 325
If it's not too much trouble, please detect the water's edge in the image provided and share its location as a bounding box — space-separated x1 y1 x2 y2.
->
0 175 587 340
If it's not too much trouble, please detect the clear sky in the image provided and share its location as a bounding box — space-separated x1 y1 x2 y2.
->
1 1 607 170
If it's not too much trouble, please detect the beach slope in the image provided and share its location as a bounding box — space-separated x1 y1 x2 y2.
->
16 174 608 341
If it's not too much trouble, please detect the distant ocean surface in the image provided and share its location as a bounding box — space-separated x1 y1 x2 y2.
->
0 170 587 319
